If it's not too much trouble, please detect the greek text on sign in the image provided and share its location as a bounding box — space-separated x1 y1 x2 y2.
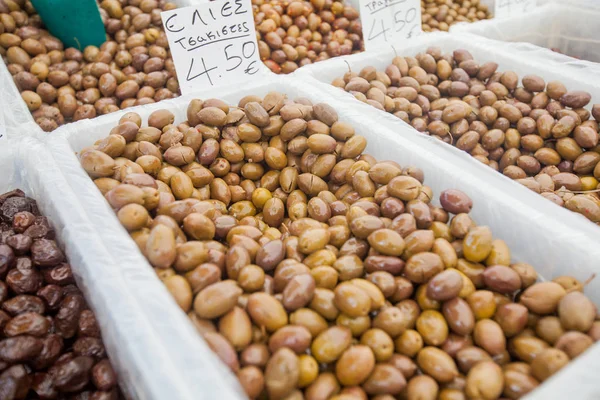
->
495 0 536 19
359 0 422 51
161 0 261 95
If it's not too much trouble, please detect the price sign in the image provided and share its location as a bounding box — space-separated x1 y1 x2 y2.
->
161 0 261 95
359 0 422 51
495 0 536 19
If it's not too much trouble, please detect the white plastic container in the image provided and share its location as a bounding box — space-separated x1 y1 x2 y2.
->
292 31 600 236
45 74 600 398
451 3 600 64
0 137 245 400
0 0 212 140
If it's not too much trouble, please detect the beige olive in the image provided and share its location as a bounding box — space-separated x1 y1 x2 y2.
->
427 269 463 301
503 370 539 399
237 366 264 399
311 326 352 363
290 308 328 337
81 150 117 178
462 226 493 262
362 363 407 395
333 282 371 317
219 307 253 351
145 224 176 269
350 279 385 311
360 328 394 362
268 325 312 354
283 274 316 311
265 348 299 400
510 336 550 363
194 280 242 319
465 361 504 400
335 345 375 386
367 229 405 256
117 203 149 231
203 332 240 372
298 354 319 388
164 275 192 312
530 348 569 382
416 310 448 346
247 292 288 332
417 346 459 383
558 291 596 332
554 331 594 359
406 375 438 400
473 319 506 355
520 282 566 315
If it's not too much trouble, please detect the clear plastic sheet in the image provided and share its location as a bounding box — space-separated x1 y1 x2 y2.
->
47 74 600 398
0 137 247 400
451 3 600 64
292 32 600 236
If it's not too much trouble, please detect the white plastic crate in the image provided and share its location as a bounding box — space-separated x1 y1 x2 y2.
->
451 3 600 64
293 31 600 237
0 137 246 400
44 73 600 398
0 0 215 140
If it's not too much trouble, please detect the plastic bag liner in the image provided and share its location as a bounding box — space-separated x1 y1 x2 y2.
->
47 73 600 398
0 137 245 400
292 31 600 237
0 61 43 141
0 0 203 140
451 3 600 64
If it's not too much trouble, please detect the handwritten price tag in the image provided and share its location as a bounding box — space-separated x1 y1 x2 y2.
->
495 0 536 19
359 0 422 51
161 0 261 95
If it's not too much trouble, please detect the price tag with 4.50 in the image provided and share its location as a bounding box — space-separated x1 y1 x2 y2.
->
161 0 262 94
359 0 423 51
495 0 536 19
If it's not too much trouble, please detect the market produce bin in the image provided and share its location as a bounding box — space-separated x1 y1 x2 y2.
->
0 137 244 399
45 74 600 398
292 31 600 233
0 0 220 139
451 3 600 64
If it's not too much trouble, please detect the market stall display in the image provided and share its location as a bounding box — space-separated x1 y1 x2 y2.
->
42 75 600 399
1 0 600 398
72 89 600 399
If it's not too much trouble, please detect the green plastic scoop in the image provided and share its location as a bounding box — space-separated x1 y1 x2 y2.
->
30 0 106 50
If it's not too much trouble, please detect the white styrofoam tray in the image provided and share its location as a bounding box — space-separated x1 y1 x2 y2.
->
0 137 245 400
46 73 600 398
451 3 600 65
292 31 600 237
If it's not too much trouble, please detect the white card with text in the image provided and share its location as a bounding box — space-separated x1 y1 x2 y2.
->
359 0 422 51
161 0 261 95
495 0 536 19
